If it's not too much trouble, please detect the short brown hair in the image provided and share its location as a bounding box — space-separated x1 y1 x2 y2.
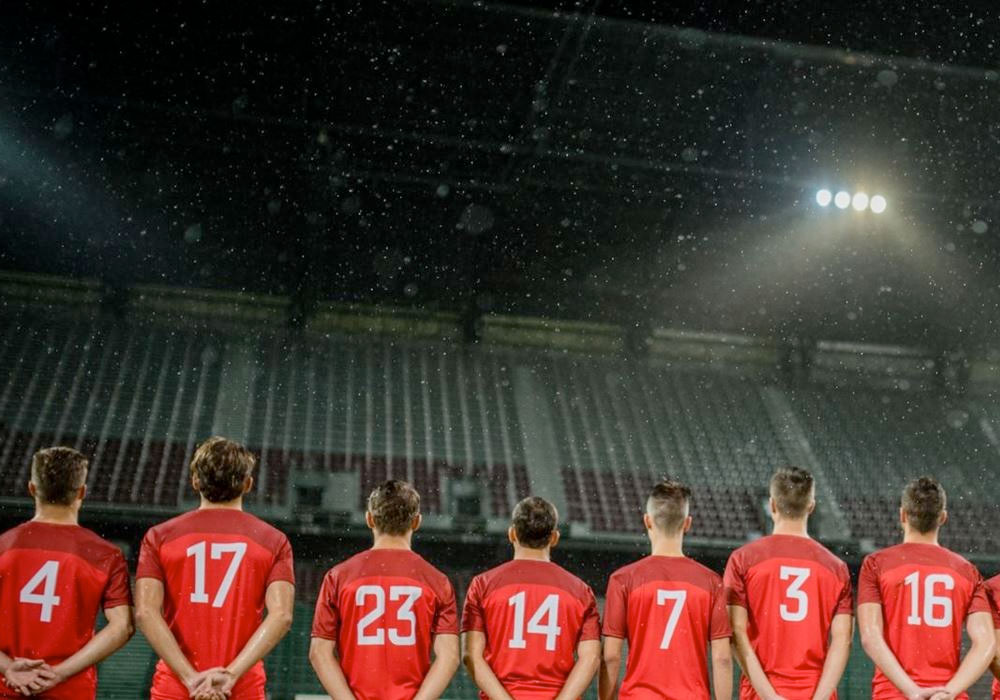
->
367 480 420 536
189 437 256 503
31 447 88 505
770 466 814 519
647 480 691 533
512 496 558 549
902 476 946 533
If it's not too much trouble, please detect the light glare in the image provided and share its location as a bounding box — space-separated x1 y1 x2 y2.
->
816 189 832 207
834 191 851 209
870 195 887 214
852 192 869 211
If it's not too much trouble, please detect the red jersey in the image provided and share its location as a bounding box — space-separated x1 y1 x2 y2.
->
985 574 1000 700
136 509 295 700
461 559 601 700
858 543 990 700
311 548 459 700
603 555 731 700
723 534 853 700
0 521 132 700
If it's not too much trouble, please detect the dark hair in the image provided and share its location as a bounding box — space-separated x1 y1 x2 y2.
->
189 436 256 503
367 480 421 536
511 496 558 549
647 480 691 533
902 476 946 533
31 447 88 505
770 466 815 519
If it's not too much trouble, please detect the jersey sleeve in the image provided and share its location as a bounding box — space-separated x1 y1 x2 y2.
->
461 576 485 634
578 586 601 642
432 577 459 635
267 535 295 586
987 578 1000 629
135 527 164 581
311 572 340 641
102 549 133 609
723 550 747 607
857 554 881 605
835 565 854 615
967 576 991 617
710 578 733 639
601 573 629 639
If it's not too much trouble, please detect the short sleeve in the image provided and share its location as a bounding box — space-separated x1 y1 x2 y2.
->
709 578 733 639
267 536 295 586
460 576 485 634
723 551 746 607
310 572 340 640
135 527 164 581
967 576 991 617
601 573 629 639
433 577 459 635
102 549 133 609
835 565 854 615
856 555 882 605
578 586 601 642
986 577 1000 629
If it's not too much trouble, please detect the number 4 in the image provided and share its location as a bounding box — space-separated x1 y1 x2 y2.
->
20 560 61 623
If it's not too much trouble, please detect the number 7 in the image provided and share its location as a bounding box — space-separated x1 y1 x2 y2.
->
657 589 687 649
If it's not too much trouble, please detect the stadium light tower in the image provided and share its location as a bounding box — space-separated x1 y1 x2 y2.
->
870 195 887 214
816 189 832 207
834 191 851 209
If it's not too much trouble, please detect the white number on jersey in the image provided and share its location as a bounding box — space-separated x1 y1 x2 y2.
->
904 572 954 627
186 541 248 608
355 585 423 646
508 591 562 651
779 566 811 622
19 560 61 623
656 589 687 649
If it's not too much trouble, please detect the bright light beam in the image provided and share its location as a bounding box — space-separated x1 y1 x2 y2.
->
870 195 887 214
852 192 869 211
834 191 851 209
816 189 832 207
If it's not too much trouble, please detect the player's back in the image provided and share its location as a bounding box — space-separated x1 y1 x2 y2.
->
311 548 458 700
859 542 988 700
724 534 852 699
136 508 294 699
462 559 600 700
984 573 1000 700
0 521 131 700
604 555 730 700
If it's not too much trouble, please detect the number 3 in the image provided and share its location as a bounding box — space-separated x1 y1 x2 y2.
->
780 566 811 622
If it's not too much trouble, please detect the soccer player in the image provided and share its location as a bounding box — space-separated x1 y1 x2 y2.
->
0 447 133 700
724 466 853 700
600 480 732 700
135 437 295 700
462 496 601 700
984 573 1000 700
309 480 460 700
858 477 995 700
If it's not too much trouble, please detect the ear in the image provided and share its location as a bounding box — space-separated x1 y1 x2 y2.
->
411 513 422 533
899 507 907 526
642 513 653 532
191 473 201 494
682 514 693 534
77 484 87 502
939 510 948 527
807 499 816 515
242 476 254 495
365 511 376 532
508 526 517 546
768 497 778 517
549 529 560 549
28 481 36 498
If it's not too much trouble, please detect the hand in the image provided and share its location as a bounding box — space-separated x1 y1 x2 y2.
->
24 663 65 695
3 658 56 696
927 693 955 700
188 667 235 700
907 687 949 700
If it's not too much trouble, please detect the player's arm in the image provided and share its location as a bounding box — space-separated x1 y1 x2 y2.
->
554 639 601 700
711 637 734 700
135 577 215 696
308 637 358 700
990 628 1000 681
461 631 515 700
728 604 785 700
413 632 460 700
598 636 624 700
810 613 853 700
937 611 996 699
858 602 944 700
39 604 134 691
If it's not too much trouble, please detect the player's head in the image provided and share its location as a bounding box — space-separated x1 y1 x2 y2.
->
644 480 692 537
29 446 88 506
900 476 947 534
365 480 422 538
189 436 256 503
768 466 815 521
509 496 559 551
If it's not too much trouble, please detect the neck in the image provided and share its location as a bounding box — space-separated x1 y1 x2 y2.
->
649 532 685 557
771 517 810 537
199 496 244 510
371 533 413 550
903 528 939 545
513 545 550 561
32 502 79 525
